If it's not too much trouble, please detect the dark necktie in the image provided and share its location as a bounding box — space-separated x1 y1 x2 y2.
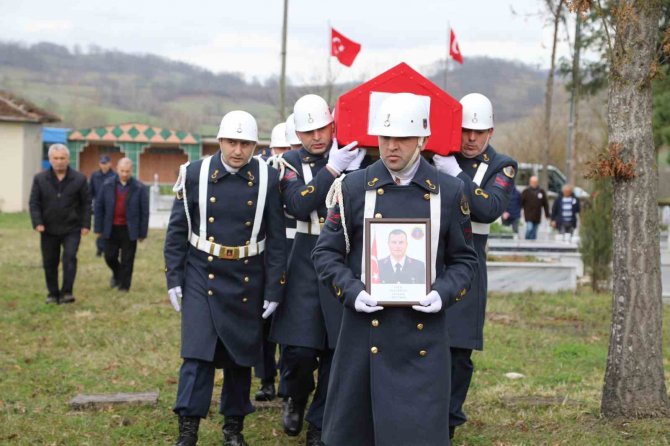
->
395 263 402 274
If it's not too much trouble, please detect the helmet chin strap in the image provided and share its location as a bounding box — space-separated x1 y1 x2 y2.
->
383 137 424 182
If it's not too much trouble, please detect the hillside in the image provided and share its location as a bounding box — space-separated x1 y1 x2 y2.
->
0 41 548 137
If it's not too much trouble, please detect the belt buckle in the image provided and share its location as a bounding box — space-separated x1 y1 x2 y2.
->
219 246 239 260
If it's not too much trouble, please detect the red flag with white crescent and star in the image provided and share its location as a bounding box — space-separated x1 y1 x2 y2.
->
370 232 380 284
331 27 361 67
450 29 463 64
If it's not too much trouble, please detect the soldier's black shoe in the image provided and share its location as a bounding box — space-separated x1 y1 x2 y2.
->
222 416 248 446
96 249 103 257
254 382 276 401
449 425 455 439
306 423 324 446
45 295 59 304
60 294 75 304
175 415 199 446
282 397 306 436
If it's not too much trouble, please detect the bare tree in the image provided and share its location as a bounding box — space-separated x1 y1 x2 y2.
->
574 0 670 418
541 0 565 190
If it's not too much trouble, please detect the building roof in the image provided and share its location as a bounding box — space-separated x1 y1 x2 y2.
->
0 91 61 124
68 123 200 145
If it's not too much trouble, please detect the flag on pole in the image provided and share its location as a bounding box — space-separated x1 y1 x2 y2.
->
449 29 463 64
370 233 380 284
331 27 361 67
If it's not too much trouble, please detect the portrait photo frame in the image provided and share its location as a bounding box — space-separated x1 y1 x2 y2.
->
364 218 431 306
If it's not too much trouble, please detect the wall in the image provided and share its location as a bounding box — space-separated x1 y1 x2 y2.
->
0 122 37 212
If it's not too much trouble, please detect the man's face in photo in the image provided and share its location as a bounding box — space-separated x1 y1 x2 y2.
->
388 232 408 260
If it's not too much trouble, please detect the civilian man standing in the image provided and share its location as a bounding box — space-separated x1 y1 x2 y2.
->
89 154 115 256
95 158 149 292
520 175 550 240
29 144 91 304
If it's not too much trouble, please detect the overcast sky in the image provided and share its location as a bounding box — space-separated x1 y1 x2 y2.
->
1 1 579 84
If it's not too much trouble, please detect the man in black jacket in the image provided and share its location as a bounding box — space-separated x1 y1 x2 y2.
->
94 158 149 292
89 154 115 256
29 144 91 304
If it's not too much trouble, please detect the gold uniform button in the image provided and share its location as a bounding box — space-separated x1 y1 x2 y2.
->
207 256 214 262
210 196 216 203
473 163 478 169
208 273 214 280
244 276 250 283
310 162 315 167
417 323 424 330
247 200 254 206
319 217 325 223
242 297 248 303
208 236 215 242
423 193 430 200
371 319 379 327
208 217 214 223
248 181 253 187
208 290 213 296
374 213 382 218
377 188 384 195
245 221 252 227
419 350 427 357
371 346 379 354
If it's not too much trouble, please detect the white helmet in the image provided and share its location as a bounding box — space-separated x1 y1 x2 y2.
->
369 93 431 137
217 110 258 142
270 123 290 148
284 113 301 145
460 93 494 130
293 94 333 132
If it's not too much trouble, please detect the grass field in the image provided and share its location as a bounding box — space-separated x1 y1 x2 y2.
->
1 212 669 445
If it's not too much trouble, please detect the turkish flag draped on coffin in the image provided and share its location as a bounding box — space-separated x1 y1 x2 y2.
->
331 27 361 67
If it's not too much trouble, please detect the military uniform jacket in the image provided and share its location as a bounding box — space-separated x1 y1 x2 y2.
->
445 144 517 350
378 256 426 284
163 153 286 367
312 158 477 446
269 147 343 350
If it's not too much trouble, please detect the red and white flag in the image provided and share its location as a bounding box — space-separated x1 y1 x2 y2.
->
370 233 380 284
331 27 361 67
450 29 463 64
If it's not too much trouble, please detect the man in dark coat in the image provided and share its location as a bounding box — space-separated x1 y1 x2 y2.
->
434 93 518 440
521 175 550 240
94 158 149 292
377 229 426 284
164 110 286 446
269 94 363 445
313 92 477 446
551 184 580 241
89 154 115 256
29 144 91 304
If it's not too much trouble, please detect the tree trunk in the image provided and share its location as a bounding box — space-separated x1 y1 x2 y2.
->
602 0 670 418
541 0 563 191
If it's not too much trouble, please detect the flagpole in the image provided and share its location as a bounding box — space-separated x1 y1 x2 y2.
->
327 21 333 105
279 0 289 120
444 22 450 91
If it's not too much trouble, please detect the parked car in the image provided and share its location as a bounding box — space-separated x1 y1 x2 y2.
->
516 163 589 199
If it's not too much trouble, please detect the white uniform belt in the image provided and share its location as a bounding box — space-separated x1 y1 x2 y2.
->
296 220 322 235
189 233 265 259
286 227 297 239
471 221 490 235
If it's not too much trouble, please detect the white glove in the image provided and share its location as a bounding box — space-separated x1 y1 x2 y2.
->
412 290 442 313
168 286 182 312
327 139 359 175
262 300 279 319
346 148 366 171
354 290 383 313
433 155 462 177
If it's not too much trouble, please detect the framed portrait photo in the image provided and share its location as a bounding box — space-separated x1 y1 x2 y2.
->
365 218 431 306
